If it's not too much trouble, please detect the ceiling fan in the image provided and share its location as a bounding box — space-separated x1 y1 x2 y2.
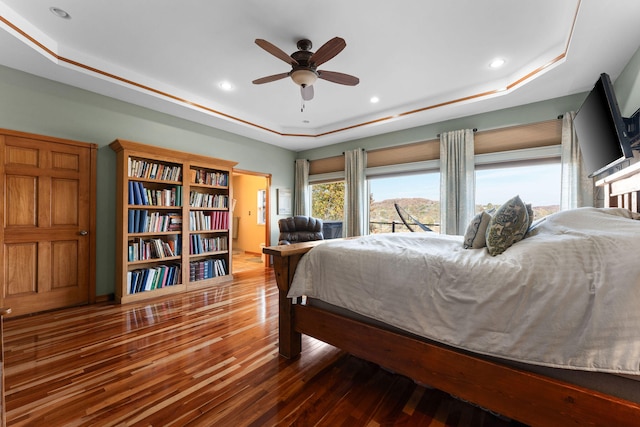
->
252 37 359 101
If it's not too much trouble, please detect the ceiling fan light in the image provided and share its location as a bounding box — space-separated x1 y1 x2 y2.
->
291 69 318 87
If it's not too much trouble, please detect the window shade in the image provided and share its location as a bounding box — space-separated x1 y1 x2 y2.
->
307 119 561 173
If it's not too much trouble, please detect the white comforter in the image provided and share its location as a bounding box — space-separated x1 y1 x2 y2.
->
288 207 640 374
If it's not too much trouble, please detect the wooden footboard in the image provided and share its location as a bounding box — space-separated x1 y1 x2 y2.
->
296 304 640 427
264 238 640 427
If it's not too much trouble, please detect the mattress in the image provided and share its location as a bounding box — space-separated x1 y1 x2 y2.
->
289 207 640 374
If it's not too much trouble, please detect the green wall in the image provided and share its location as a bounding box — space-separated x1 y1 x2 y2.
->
0 65 296 297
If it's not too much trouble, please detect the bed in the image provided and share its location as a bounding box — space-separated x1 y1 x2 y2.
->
263 161 640 427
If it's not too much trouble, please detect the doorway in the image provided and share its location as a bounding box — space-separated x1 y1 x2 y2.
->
231 170 270 273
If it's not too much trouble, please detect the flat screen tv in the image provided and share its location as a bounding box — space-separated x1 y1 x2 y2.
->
574 73 634 177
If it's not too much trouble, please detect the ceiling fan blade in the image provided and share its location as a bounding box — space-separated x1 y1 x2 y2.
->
252 72 290 84
255 39 299 66
309 37 346 66
318 70 360 86
301 85 314 101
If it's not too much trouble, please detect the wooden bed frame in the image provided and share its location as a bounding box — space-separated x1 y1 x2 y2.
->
263 161 640 427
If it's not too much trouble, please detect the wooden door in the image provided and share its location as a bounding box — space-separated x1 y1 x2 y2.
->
0 131 96 317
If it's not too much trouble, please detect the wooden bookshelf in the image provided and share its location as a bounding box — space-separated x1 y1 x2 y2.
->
110 139 237 303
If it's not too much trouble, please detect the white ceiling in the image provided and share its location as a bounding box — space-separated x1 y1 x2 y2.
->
1 1 639 152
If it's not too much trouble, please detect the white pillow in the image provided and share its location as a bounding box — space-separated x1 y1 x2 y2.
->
463 211 492 249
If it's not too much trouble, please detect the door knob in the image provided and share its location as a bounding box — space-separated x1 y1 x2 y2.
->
79 230 88 236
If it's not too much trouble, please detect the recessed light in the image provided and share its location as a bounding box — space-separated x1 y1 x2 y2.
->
370 96 380 104
218 81 233 91
49 7 71 19
489 58 505 69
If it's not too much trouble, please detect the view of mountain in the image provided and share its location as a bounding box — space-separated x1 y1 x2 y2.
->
369 198 559 234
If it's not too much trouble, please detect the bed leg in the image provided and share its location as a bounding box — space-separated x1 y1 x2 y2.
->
265 245 314 359
279 289 301 359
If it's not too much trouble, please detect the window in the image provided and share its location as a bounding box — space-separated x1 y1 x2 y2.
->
475 162 561 220
311 181 345 239
307 134 561 238
369 172 440 234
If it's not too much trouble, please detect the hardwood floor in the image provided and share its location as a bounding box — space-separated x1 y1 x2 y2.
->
2 269 524 426
232 251 266 273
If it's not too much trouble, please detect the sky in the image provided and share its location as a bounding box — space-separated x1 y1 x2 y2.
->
369 163 561 207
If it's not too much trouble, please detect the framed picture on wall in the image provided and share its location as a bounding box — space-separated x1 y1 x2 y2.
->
277 188 292 216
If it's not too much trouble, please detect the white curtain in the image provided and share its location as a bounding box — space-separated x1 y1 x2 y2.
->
560 111 594 210
344 148 368 237
294 159 309 216
439 129 475 235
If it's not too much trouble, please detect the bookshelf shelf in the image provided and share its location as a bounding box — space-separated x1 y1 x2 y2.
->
127 256 182 265
129 231 181 237
190 183 227 189
189 250 228 258
110 139 237 304
127 205 179 210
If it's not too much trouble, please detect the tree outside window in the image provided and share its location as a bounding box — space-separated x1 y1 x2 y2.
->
311 182 345 221
311 181 345 239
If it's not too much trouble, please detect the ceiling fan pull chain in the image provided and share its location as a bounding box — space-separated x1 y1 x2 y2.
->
301 97 305 112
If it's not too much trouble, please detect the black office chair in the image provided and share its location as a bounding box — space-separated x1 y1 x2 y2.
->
278 216 324 245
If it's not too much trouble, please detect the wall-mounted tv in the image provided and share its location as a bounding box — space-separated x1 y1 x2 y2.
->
574 73 637 177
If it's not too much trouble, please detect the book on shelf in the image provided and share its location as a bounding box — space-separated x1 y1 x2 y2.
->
128 210 135 233
189 211 229 231
166 234 181 256
129 159 182 182
129 181 142 205
127 264 181 294
168 214 182 231
140 184 149 205
188 258 227 281
128 237 180 261
128 182 182 207
190 169 228 186
146 187 181 206
190 235 228 254
138 210 148 234
144 268 154 291
189 190 229 208
127 211 182 234
128 181 135 205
